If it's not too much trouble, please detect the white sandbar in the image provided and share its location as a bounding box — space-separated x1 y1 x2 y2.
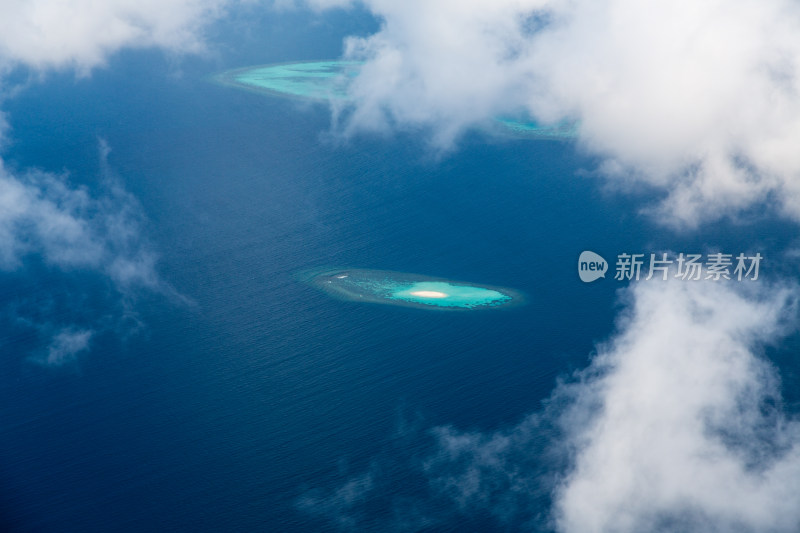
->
410 290 448 298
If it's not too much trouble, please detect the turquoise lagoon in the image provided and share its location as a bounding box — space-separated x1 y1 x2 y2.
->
303 269 521 310
215 60 576 140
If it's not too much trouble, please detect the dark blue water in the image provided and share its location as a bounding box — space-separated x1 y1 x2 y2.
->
3 13 800 532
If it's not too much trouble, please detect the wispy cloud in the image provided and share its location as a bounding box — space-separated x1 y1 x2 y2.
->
296 461 440 532
0 140 171 366
0 141 162 292
297 468 378 530
34 327 94 368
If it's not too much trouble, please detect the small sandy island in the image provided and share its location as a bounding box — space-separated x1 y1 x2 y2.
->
410 290 448 298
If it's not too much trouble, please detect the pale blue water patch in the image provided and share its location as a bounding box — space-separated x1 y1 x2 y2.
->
214 61 578 139
391 281 510 308
302 268 521 310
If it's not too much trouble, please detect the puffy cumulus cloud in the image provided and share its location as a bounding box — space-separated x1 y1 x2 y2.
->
299 280 800 532
552 279 800 532
323 0 800 226
0 0 236 73
336 0 544 145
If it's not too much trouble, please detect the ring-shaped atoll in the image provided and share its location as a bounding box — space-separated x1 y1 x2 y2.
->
300 268 524 310
215 60 360 101
214 60 577 140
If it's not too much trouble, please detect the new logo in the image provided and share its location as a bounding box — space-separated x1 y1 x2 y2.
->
578 251 607 283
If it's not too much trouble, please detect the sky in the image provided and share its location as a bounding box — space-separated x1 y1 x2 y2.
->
3 1 800 531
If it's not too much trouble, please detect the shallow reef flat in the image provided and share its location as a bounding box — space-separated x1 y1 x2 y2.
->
214 60 361 101
300 268 523 310
214 60 576 140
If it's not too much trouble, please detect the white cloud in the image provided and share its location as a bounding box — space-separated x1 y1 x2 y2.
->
335 0 543 145
321 0 800 226
552 279 800 532
0 0 235 73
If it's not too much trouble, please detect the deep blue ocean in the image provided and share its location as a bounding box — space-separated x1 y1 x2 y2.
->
2 10 800 533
